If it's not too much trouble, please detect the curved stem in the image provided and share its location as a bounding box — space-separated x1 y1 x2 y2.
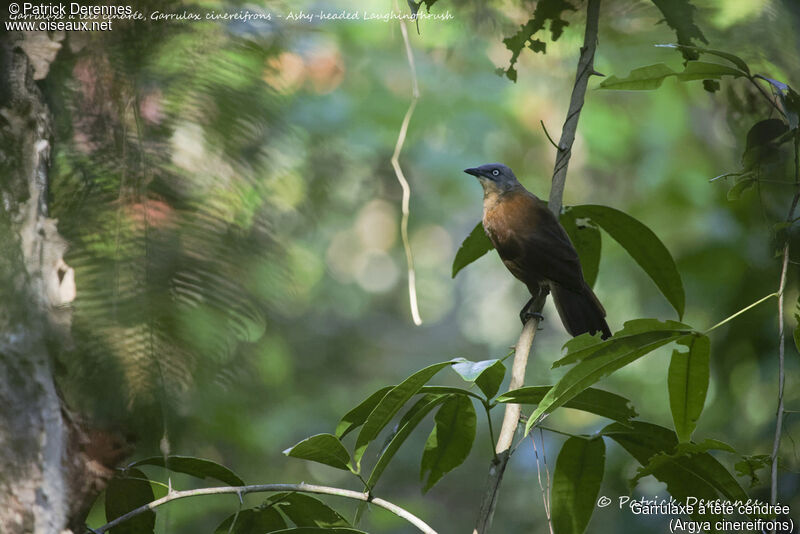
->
703 292 778 334
94 482 437 534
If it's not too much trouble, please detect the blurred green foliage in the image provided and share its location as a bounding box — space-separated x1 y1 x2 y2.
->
32 0 800 531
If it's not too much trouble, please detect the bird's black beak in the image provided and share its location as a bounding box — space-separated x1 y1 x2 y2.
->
464 167 482 178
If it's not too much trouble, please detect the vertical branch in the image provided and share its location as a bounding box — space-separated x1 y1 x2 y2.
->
771 134 800 504
549 0 602 217
472 1 602 532
391 2 423 325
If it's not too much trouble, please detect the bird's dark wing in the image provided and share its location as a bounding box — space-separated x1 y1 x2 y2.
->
484 190 585 292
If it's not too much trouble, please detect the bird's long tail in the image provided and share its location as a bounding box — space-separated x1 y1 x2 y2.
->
551 283 611 339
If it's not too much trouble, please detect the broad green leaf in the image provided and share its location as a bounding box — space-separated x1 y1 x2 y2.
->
649 0 707 60
742 119 790 171
420 395 477 492
284 434 352 471
354 361 452 468
268 493 350 528
452 222 493 278
214 507 286 534
129 455 245 486
602 422 747 515
451 358 506 398
655 44 750 74
560 209 601 288
336 387 392 439
528 324 692 431
497 386 637 425
599 62 744 91
557 319 693 368
105 468 155 534
367 395 448 490
269 529 368 534
668 334 710 442
551 437 605 534
569 206 685 318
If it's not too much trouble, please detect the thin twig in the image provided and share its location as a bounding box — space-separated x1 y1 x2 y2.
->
531 431 554 534
771 134 800 506
472 1 602 532
391 1 423 325
540 120 561 150
93 483 437 534
539 427 553 533
703 292 778 334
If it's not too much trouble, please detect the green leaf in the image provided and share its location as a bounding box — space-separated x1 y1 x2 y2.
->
214 507 287 534
354 361 452 469
727 176 755 201
528 321 693 432
129 455 245 486
655 44 750 74
105 468 155 534
268 493 350 528
560 209 601 288
367 395 448 490
668 334 710 442
336 387 393 439
269 529 368 534
794 297 800 355
599 63 675 90
599 62 745 91
734 454 771 488
452 222 493 278
451 358 506 398
284 434 352 471
602 422 747 513
649 0 707 60
557 319 692 368
551 437 605 534
499 0 577 81
497 386 637 425
742 119 790 170
569 205 685 319
420 395 477 492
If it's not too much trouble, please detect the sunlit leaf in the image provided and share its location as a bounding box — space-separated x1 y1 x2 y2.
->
599 62 745 91
336 386 392 439
420 395 476 492
130 455 245 486
105 468 155 534
451 357 506 398
354 361 453 468
452 222 493 278
649 0 707 60
498 386 637 425
214 507 286 534
367 395 447 490
551 437 605 534
284 434 352 471
668 334 710 442
268 493 350 528
561 208 601 288
569 205 685 318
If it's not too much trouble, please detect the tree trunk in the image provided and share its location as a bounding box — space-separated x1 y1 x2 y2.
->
0 31 75 534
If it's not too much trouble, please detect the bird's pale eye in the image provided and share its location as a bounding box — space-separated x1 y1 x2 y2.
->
492 169 500 177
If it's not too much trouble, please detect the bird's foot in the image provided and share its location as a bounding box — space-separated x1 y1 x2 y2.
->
520 310 544 325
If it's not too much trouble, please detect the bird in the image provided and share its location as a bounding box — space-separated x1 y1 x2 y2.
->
464 163 611 339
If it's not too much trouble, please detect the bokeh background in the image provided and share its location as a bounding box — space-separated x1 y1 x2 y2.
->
40 0 800 531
